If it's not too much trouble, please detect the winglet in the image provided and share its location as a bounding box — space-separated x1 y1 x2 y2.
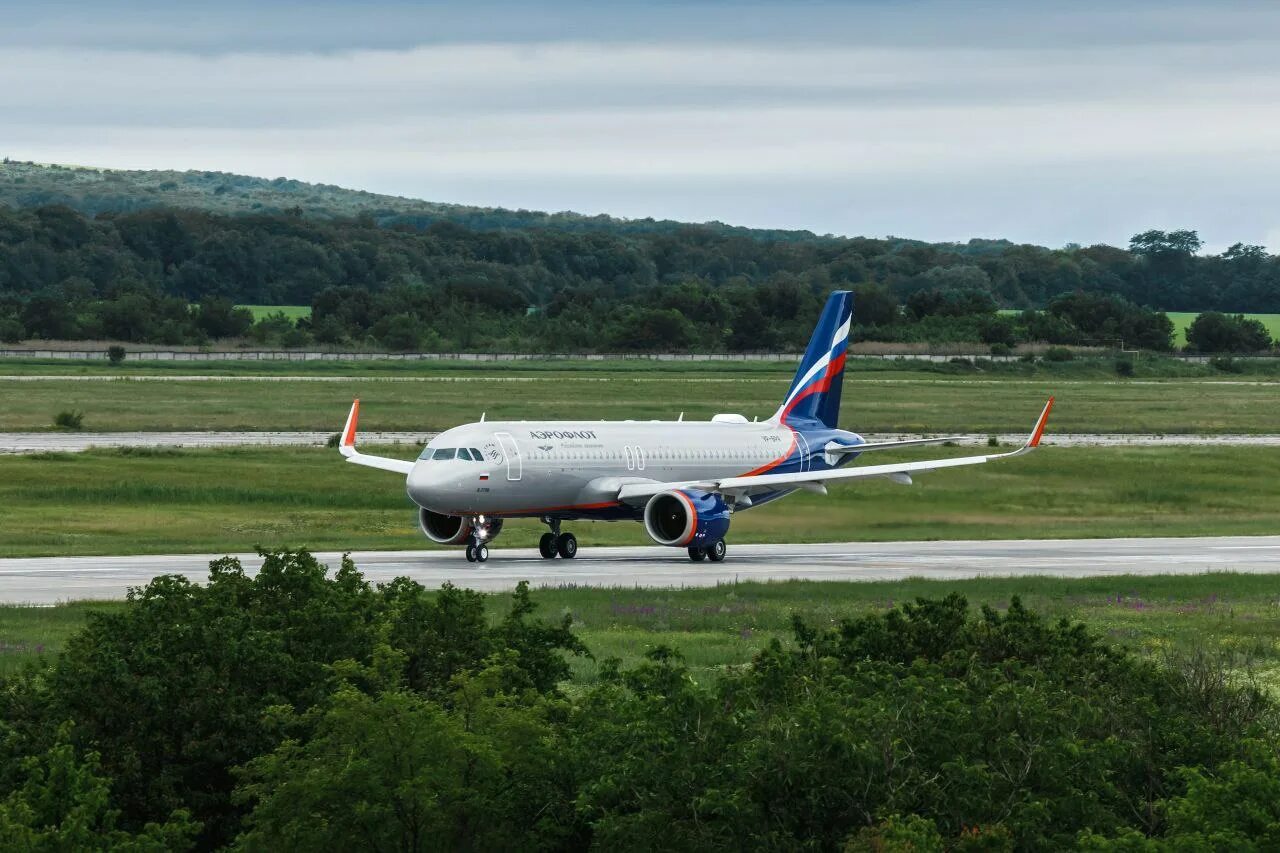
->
1027 396 1054 448
339 399 360 457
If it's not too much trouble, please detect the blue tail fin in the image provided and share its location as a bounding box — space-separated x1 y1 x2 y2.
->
771 291 852 428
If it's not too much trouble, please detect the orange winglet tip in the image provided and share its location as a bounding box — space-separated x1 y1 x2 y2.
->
342 399 360 447
1028 396 1054 447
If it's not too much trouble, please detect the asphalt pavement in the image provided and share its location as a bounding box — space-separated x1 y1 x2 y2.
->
4 536 1279 604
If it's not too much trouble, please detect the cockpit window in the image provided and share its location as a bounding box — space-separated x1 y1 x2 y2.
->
431 448 456 461
457 448 476 461
469 448 484 461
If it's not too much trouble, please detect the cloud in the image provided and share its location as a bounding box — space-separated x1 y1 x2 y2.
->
3 1 1280 249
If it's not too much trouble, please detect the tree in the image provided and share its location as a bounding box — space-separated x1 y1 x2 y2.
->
1185 312 1273 353
193 298 253 339
234 670 579 852
0 730 197 851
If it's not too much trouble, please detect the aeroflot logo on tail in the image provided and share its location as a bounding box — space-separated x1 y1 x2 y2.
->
529 429 597 440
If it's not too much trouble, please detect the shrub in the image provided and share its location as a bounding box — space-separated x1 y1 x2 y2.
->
106 344 126 364
1114 357 1134 376
1044 346 1074 362
1018 352 1038 364
0 317 24 343
1209 356 1245 374
987 435 1000 447
53 410 84 429
989 342 1012 357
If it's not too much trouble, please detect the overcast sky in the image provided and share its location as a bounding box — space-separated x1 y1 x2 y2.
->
4 1 1280 251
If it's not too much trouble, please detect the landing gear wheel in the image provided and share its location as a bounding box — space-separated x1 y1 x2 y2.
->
465 544 477 563
688 547 707 562
707 540 727 562
556 532 578 559
539 532 558 559
475 544 489 563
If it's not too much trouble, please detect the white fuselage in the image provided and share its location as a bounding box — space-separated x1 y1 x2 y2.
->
405 418 850 519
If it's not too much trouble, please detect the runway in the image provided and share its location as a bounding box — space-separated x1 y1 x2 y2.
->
4 536 1280 604
6 432 1280 454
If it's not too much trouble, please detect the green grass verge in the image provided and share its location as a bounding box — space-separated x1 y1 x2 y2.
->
5 574 1279 688
2 362 1279 433
0 445 1276 557
236 305 311 322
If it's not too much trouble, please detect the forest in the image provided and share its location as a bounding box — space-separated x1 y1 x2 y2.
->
1 551 1277 851
1 196 1278 352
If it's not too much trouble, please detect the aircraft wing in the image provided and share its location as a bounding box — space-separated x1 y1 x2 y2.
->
337 399 415 475
617 398 1053 503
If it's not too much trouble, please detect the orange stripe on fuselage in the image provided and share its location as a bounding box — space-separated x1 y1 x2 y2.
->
451 499 622 518
740 427 798 477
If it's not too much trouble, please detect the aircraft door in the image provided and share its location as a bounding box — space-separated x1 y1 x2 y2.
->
494 432 522 481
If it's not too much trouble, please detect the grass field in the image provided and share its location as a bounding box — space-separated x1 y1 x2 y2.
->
0 444 1276 557
2 363 1280 434
1166 311 1280 348
4 574 1279 688
236 305 311 322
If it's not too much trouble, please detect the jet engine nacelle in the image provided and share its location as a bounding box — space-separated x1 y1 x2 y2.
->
418 508 472 545
418 508 503 545
643 489 731 548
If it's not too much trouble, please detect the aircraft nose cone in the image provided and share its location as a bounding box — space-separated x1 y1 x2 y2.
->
406 462 438 505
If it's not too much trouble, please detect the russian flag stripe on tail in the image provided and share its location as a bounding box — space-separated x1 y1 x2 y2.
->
771 291 853 428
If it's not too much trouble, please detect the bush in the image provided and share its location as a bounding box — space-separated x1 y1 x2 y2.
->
1114 357 1134 376
0 317 24 343
1209 355 1245 374
53 410 84 429
1044 346 1074 362
1018 352 1038 364
989 342 1012 357
106 344 126 364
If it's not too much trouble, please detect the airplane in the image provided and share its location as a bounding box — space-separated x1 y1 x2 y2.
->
336 290 1054 563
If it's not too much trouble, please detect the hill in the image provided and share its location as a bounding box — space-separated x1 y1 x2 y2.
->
0 160 831 241
1 161 1278 353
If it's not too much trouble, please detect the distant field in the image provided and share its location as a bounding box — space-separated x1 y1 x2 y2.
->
4 574 1280 687
236 304 311 322
1 364 1278 433
0 445 1276 557
1165 311 1280 347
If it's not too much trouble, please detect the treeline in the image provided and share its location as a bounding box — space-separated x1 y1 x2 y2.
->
1 552 1276 850
1 203 1278 351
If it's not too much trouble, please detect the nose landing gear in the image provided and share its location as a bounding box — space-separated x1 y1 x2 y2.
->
538 517 577 560
464 515 498 563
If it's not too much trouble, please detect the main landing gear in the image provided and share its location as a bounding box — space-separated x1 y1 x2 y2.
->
688 540 727 563
538 517 577 560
